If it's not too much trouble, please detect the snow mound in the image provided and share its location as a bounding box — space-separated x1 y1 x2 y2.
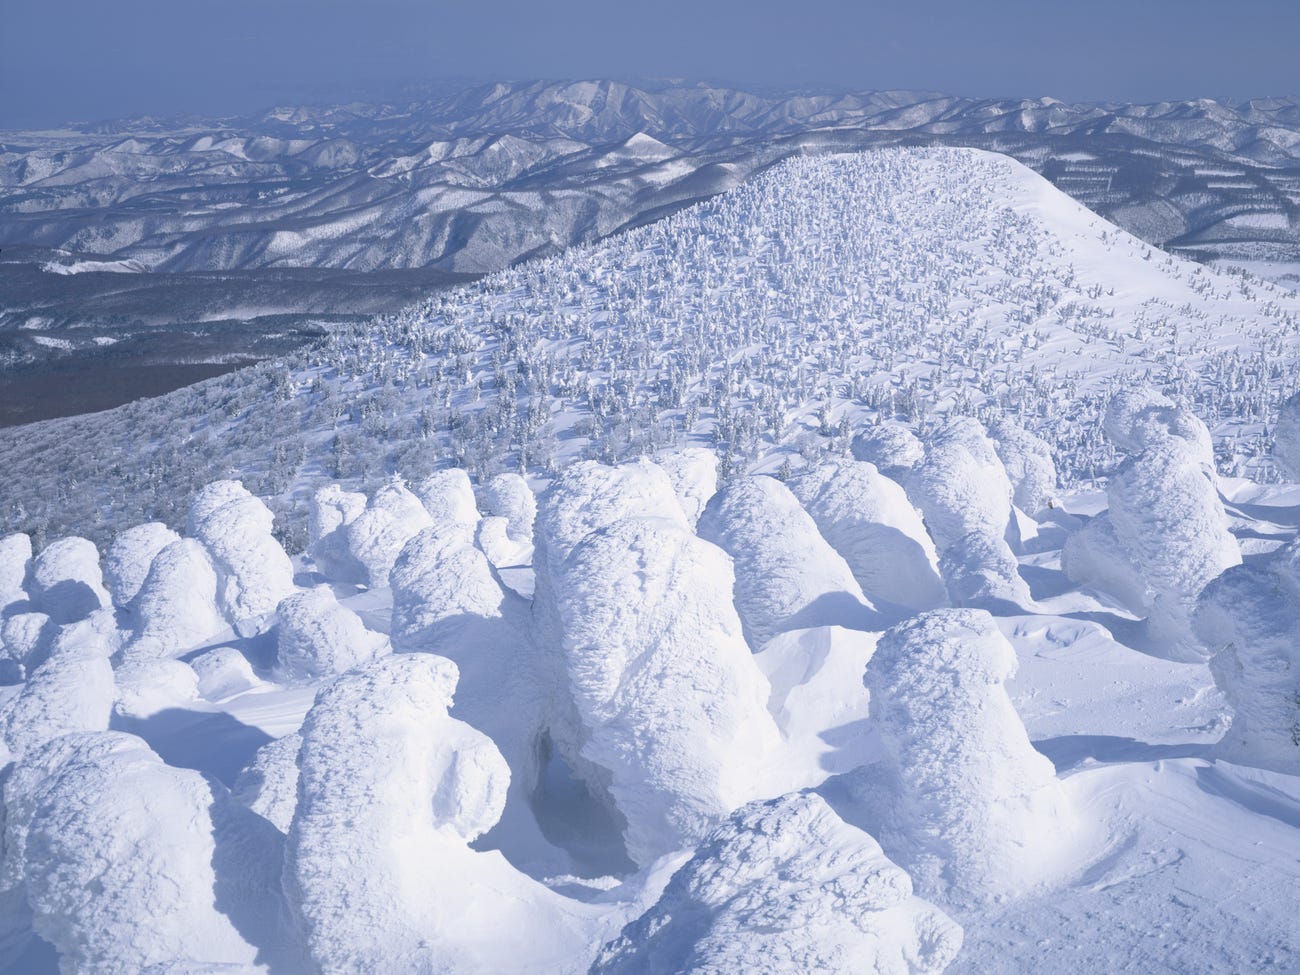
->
906 419 1028 608
481 472 537 544
1 615 115 758
391 527 512 652
790 460 946 612
274 585 388 684
188 481 295 633
232 733 301 833
29 536 109 625
307 484 367 583
1105 411 1240 658
851 422 925 479
19 732 288 974
123 538 225 661
554 515 780 866
855 609 1075 903
1059 511 1149 613
1 612 52 677
591 793 962 975
114 658 200 719
654 448 719 527
1194 539 1300 774
988 418 1058 515
286 654 593 974
343 480 434 588
697 475 875 647
190 647 261 701
412 467 481 541
103 522 181 610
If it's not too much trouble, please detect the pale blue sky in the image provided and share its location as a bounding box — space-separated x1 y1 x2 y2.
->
2 0 1298 127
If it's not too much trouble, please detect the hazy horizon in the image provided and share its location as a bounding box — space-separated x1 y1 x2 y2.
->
3 0 1299 129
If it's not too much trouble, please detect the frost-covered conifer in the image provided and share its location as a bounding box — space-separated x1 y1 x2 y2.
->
274 586 387 684
653 448 719 527
307 484 367 583
855 609 1074 902
124 539 225 661
343 480 434 588
412 467 480 541
188 481 295 632
697 475 874 647
29 536 109 626
851 422 925 479
790 460 946 611
481 472 537 544
285 655 593 975
103 522 180 611
553 515 780 866
19 733 289 974
1194 539 1300 774
906 418 1028 608
592 793 962 975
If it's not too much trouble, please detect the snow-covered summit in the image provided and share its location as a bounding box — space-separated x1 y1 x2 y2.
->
8 146 1300 545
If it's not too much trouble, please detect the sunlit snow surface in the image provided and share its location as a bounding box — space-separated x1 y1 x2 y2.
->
5 148 1300 546
0 147 1298 973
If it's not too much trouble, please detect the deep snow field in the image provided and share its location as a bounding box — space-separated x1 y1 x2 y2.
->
5 148 1300 547
0 405 1298 974
0 147 1299 973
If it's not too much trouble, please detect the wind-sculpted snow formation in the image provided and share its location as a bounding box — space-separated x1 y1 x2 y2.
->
591 793 963 975
9 147 1300 546
697 475 875 646
551 511 780 866
1194 539 1300 775
789 459 947 612
1065 388 1241 658
854 610 1076 903
906 418 1029 609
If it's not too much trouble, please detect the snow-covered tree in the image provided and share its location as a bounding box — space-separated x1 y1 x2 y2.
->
592 793 962 975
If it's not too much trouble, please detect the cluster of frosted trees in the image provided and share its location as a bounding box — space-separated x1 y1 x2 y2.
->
7 149 1300 549
1 386 1293 972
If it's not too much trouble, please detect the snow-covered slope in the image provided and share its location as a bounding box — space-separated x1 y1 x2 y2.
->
3 147 1299 546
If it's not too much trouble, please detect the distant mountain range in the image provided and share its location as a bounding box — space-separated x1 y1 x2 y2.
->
4 81 1299 279
6 148 1298 545
1 80 1298 424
